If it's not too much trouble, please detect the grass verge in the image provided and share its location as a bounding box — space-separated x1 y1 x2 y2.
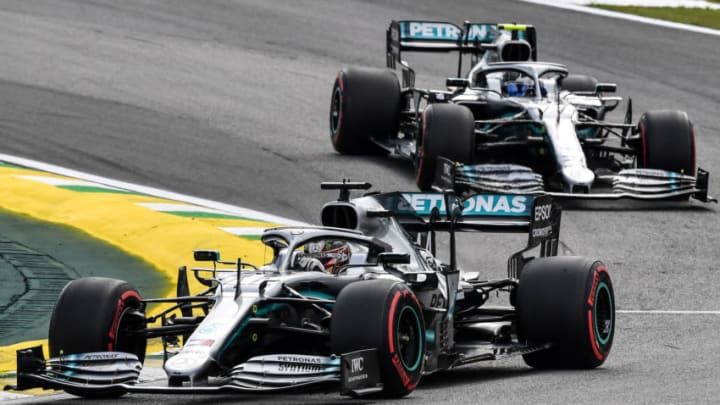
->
592 5 720 30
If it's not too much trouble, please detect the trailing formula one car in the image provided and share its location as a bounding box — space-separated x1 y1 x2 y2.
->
329 20 715 202
7 182 615 399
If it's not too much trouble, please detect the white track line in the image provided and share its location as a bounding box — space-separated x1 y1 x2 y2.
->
0 153 306 226
519 0 720 37
618 309 720 314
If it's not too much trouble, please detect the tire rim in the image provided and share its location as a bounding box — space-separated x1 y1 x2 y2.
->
115 306 146 361
330 85 342 137
397 305 423 372
593 282 613 345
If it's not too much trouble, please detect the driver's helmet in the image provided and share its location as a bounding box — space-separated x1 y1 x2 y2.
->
306 240 352 273
502 72 531 97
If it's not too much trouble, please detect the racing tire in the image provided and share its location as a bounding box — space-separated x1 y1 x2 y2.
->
638 110 696 176
560 74 598 93
49 277 146 398
329 67 400 154
331 279 425 398
414 103 475 191
516 257 614 369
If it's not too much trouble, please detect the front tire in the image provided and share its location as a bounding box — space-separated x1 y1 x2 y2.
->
49 277 146 361
329 67 400 154
638 110 696 176
516 257 614 369
331 279 425 398
414 103 475 190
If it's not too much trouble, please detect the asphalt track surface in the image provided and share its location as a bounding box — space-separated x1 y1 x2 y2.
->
0 0 719 403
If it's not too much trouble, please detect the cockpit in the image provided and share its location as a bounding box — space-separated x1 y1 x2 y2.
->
470 63 569 100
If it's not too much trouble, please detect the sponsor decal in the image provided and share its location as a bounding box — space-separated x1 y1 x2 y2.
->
77 352 124 361
277 363 324 373
341 349 379 391
196 323 222 335
166 349 209 369
399 22 496 43
531 225 552 239
466 23 497 42
527 195 556 247
177 349 208 358
347 373 369 383
185 339 215 347
393 193 530 217
402 22 461 40
276 355 323 364
350 357 364 373
534 203 552 222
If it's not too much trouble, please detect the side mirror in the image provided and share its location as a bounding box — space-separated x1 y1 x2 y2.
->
595 83 616 93
446 77 470 88
377 252 411 265
194 250 220 262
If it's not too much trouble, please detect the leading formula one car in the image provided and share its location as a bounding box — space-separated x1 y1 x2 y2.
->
329 20 714 202
7 181 614 399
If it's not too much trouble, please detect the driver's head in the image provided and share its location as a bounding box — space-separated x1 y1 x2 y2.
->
306 240 351 273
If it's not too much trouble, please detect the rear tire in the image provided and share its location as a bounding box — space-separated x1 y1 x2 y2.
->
331 279 425 398
414 103 475 190
560 74 598 92
516 257 614 369
638 110 696 176
329 67 400 154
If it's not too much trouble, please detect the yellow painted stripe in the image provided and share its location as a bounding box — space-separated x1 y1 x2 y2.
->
0 165 282 373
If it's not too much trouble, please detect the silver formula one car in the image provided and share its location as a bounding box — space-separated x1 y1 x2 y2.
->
329 20 714 202
7 182 614 399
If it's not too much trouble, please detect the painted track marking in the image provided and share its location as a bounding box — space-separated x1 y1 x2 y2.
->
519 0 720 37
618 309 720 314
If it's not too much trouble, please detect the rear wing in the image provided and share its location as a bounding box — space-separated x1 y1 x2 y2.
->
386 20 537 71
371 190 560 254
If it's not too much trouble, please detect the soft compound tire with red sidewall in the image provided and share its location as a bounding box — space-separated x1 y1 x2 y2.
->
331 279 425 398
415 103 475 190
329 67 400 154
638 110 696 176
49 277 146 362
516 256 614 369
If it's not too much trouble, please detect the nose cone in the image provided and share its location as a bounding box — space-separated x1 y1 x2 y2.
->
561 166 595 192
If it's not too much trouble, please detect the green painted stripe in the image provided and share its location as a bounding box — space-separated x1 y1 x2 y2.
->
57 185 141 195
0 162 22 168
238 235 262 241
164 211 254 220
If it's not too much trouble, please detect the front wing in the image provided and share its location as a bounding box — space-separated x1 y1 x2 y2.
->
435 158 716 203
5 346 382 397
